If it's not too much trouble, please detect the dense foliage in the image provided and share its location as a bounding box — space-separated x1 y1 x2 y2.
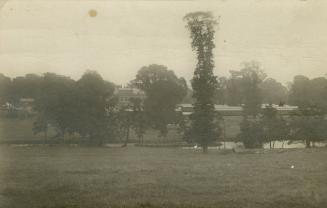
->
132 64 187 136
261 105 289 149
184 12 221 153
289 106 327 148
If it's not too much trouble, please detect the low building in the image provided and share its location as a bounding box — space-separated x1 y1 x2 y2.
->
177 104 298 116
0 98 35 117
115 87 146 107
19 98 35 114
176 103 298 139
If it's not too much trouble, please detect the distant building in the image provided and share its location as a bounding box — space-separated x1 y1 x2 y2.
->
115 87 146 107
19 98 35 114
0 98 35 117
177 104 298 116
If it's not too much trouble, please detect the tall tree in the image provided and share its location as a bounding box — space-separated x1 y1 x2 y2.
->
116 106 132 147
261 105 289 149
307 77 327 109
133 64 187 136
288 75 311 107
289 76 327 108
239 61 266 117
225 73 243 106
9 74 42 103
76 71 115 145
238 118 265 149
182 88 195 104
233 62 266 148
33 73 77 142
114 97 148 147
260 78 288 105
129 97 148 144
227 62 266 116
290 106 327 148
184 11 220 153
214 77 228 105
0 73 11 105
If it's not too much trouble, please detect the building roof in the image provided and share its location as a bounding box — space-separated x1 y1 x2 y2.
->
178 103 298 116
19 98 34 102
115 88 145 96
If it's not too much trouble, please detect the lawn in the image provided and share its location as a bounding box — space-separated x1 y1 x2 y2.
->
0 116 243 144
0 146 326 208
0 117 182 144
0 117 56 143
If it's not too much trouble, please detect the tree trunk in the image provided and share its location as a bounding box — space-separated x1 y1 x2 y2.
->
269 140 272 150
305 139 311 148
62 130 65 144
223 119 226 150
202 143 208 154
89 133 94 145
98 138 103 146
44 127 48 145
122 126 130 147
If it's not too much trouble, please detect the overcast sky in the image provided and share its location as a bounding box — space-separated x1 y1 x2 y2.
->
0 0 326 85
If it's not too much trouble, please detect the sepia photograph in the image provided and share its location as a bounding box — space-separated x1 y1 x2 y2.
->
0 0 327 207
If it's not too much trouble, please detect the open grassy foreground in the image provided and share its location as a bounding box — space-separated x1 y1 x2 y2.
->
0 146 326 208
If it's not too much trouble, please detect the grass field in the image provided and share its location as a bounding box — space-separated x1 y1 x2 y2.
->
0 146 326 208
0 117 56 143
0 116 243 144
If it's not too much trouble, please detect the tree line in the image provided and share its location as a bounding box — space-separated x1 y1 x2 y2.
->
0 67 187 145
1 66 327 149
1 63 327 148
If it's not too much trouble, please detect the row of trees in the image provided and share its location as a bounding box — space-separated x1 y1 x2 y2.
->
1 68 327 148
232 71 327 149
2 67 320 112
0 66 188 145
237 104 327 149
1 66 327 149
22 72 116 145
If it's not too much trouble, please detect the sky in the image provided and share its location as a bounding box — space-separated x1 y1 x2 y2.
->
0 0 326 85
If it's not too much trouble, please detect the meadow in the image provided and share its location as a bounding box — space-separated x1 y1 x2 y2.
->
0 145 326 208
0 117 242 144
